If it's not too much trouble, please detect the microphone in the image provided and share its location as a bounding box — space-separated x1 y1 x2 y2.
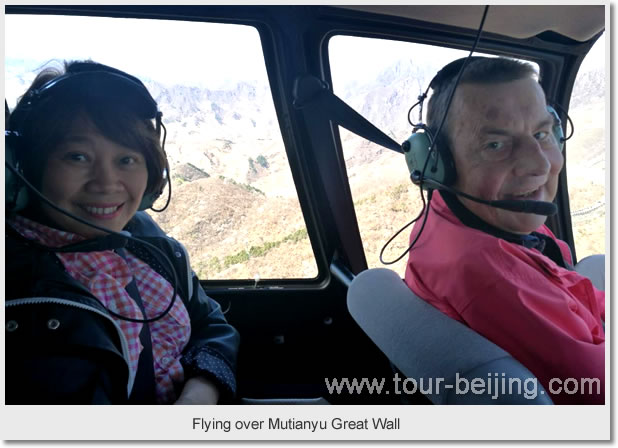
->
53 231 131 253
487 198 557 215
411 172 557 216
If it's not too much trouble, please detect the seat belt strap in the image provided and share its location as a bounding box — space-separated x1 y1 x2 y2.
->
291 74 403 273
292 74 403 154
116 248 157 404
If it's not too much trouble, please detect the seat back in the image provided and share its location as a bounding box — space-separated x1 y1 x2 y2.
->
347 268 552 404
574 254 605 291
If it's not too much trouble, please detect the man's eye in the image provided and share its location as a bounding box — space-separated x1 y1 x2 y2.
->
535 131 549 141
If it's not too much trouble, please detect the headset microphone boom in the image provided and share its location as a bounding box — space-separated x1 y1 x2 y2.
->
408 172 558 216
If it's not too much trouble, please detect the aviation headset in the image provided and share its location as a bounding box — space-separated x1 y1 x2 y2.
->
401 56 566 188
5 61 170 213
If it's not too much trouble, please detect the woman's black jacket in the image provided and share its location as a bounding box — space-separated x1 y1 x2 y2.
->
5 212 240 404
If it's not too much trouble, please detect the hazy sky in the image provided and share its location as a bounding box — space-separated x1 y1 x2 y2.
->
5 13 606 105
5 15 268 87
5 14 460 87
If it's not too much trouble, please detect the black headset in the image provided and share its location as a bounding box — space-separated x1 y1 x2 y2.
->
5 61 170 213
401 56 566 188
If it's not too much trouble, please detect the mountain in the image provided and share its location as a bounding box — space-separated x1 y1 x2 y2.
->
142 78 289 194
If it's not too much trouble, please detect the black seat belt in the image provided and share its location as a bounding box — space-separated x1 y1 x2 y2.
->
115 248 157 404
292 74 403 154
292 75 403 273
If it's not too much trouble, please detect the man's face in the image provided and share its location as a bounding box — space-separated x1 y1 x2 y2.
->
448 78 564 234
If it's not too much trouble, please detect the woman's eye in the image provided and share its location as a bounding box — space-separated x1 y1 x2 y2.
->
486 141 505 151
64 152 88 162
120 154 143 165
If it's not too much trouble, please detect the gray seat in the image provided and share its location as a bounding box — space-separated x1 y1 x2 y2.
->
347 268 552 405
574 254 605 291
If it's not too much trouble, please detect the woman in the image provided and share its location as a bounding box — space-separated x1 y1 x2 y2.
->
5 60 240 404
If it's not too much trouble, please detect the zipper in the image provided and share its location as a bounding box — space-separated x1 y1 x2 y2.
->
6 296 135 396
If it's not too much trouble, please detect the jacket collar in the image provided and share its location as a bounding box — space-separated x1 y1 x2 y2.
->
439 191 568 268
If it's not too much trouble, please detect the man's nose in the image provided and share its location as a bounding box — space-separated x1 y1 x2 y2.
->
513 136 552 177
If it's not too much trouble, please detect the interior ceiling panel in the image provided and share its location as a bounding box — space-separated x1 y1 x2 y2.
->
337 5 605 42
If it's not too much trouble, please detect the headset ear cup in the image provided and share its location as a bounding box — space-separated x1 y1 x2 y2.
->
403 131 456 186
138 193 157 211
547 105 565 152
138 166 169 211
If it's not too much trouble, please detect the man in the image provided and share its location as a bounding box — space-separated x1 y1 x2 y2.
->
404 57 604 404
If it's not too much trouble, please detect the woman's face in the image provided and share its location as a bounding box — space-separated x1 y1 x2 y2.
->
39 117 149 238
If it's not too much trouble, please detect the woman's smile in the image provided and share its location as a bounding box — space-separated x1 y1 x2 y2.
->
80 203 125 220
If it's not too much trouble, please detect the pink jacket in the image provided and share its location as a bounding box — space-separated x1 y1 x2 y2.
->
404 192 605 404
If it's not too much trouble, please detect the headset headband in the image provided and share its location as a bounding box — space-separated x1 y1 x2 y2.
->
9 62 160 137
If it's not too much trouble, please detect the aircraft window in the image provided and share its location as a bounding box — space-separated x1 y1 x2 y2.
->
328 36 536 274
565 35 606 260
6 14 319 281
